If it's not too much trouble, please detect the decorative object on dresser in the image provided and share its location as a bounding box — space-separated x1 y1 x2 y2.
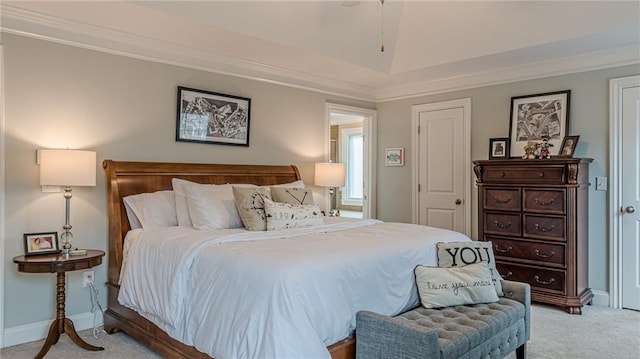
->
558 135 580 158
473 158 592 314
489 138 510 159
38 149 97 255
509 90 570 158
176 86 251 146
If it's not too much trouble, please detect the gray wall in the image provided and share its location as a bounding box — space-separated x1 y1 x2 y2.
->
1 33 373 329
375 64 640 295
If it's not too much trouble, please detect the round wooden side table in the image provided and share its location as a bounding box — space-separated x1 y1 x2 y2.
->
13 250 106 359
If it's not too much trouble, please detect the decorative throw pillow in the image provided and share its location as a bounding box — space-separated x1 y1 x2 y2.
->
233 187 272 231
437 241 503 296
270 180 306 189
264 199 323 231
123 190 177 229
270 187 314 205
183 183 243 230
414 262 499 309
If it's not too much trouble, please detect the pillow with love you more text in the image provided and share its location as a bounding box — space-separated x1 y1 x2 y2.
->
437 241 503 296
414 262 499 309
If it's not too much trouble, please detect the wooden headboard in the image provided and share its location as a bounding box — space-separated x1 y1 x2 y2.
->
102 160 302 284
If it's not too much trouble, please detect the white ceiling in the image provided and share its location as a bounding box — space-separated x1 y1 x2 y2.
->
2 1 639 101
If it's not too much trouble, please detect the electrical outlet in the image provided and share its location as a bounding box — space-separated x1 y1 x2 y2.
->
595 177 607 191
83 270 94 288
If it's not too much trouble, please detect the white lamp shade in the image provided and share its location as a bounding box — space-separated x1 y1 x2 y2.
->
315 162 346 187
39 149 97 186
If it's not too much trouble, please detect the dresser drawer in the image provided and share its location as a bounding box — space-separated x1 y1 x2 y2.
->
483 166 565 184
484 188 521 211
497 262 566 295
484 212 521 236
524 215 566 241
489 237 565 267
524 189 565 214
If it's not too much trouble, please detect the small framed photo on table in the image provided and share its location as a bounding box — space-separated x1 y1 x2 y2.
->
385 148 404 166
23 232 60 256
558 135 580 158
489 138 510 159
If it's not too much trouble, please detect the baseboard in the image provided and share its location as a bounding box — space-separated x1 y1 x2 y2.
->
590 289 609 307
2 311 103 348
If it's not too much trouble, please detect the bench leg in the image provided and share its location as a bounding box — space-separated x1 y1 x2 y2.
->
516 344 526 359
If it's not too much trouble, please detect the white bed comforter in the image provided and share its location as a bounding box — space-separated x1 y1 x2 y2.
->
118 218 470 359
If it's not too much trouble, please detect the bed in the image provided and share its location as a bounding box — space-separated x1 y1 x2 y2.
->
103 160 471 359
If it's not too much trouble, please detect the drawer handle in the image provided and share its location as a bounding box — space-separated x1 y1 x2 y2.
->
494 220 512 229
494 196 512 204
504 271 513 278
538 172 545 177
534 275 556 286
494 245 513 253
535 198 554 206
500 172 506 177
534 223 555 232
534 249 555 258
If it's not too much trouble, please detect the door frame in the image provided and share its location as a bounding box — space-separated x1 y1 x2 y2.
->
325 103 377 218
609 75 640 309
411 98 471 236
0 45 5 347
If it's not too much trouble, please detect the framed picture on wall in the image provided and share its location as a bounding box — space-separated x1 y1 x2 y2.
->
489 138 510 159
176 86 251 146
385 148 404 166
509 90 570 158
23 232 60 256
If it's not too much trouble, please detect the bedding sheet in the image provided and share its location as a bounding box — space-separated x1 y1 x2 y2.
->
118 218 471 359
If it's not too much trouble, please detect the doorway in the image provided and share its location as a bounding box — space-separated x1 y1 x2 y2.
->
610 75 640 310
411 98 471 236
325 103 376 219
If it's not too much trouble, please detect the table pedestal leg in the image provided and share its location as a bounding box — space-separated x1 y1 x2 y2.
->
34 272 104 359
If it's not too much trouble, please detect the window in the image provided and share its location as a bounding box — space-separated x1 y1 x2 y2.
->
341 127 363 206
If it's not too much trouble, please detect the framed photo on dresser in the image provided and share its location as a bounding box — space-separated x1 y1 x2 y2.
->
508 90 570 158
489 138 510 159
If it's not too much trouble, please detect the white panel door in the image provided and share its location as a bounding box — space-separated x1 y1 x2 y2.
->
621 85 640 311
417 107 465 232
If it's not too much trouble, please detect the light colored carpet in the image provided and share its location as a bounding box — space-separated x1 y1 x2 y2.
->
1 304 638 358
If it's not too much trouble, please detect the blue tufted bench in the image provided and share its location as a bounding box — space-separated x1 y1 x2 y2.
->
356 280 530 359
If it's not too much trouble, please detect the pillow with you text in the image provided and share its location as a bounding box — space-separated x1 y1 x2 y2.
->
437 241 503 296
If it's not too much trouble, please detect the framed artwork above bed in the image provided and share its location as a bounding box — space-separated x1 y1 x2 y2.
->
176 86 251 146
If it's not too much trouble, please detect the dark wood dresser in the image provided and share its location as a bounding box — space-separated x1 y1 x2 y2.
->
473 158 592 314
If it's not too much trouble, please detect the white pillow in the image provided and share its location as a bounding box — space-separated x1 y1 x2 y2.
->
172 178 196 228
183 182 243 230
264 198 323 231
123 190 177 229
436 241 503 296
414 262 499 309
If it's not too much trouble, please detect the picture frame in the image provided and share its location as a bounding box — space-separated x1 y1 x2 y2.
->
176 86 251 146
23 232 60 256
509 90 570 158
385 147 404 166
489 137 510 159
558 135 580 158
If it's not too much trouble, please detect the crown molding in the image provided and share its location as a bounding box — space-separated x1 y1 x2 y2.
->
0 5 377 102
1 5 637 104
375 44 640 102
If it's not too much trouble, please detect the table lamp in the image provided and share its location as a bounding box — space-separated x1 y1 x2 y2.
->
314 162 346 216
39 149 96 255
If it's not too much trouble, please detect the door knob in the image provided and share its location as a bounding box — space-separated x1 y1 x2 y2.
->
455 199 462 205
624 206 635 214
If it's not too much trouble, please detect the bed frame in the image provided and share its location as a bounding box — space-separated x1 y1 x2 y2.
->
102 160 355 359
